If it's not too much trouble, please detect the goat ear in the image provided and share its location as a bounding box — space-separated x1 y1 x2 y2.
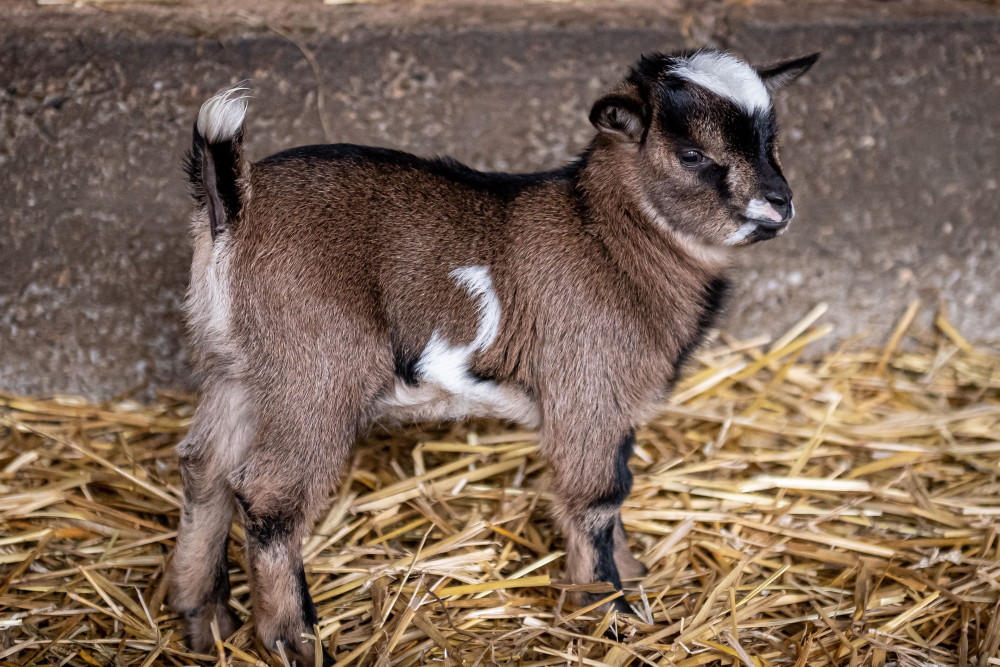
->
589 95 647 143
757 53 820 92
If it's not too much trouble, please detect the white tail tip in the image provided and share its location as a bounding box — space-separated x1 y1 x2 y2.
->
197 83 250 143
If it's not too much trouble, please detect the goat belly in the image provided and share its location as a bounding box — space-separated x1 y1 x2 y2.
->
376 377 539 427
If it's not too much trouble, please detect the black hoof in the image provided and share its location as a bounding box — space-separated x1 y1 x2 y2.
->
611 594 634 615
581 590 634 615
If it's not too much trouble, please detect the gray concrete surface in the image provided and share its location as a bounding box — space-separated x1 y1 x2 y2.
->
1 0 998 398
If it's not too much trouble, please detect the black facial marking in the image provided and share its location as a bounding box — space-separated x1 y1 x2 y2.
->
649 60 788 207
392 346 420 387
590 431 636 510
753 113 778 158
654 80 739 201
701 162 731 200
656 80 694 139
722 109 787 188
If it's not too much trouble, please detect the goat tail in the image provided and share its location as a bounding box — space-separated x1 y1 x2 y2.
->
185 83 251 240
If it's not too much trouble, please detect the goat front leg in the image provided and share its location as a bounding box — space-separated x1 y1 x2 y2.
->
544 424 646 613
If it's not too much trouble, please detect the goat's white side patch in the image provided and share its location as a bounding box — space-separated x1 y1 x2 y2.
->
197 84 250 143
378 266 540 427
745 198 784 223
672 52 771 115
416 266 499 396
449 266 501 352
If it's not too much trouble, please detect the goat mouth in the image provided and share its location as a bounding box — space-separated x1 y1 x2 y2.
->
751 226 782 242
741 215 790 231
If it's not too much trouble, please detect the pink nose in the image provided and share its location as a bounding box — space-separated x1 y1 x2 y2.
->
760 202 784 222
747 198 787 224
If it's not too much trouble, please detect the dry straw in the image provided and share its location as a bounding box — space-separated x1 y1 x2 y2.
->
2 303 999 666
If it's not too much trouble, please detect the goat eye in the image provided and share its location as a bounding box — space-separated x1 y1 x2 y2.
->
678 150 709 168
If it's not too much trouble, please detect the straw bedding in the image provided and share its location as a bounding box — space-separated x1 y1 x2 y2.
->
2 304 999 666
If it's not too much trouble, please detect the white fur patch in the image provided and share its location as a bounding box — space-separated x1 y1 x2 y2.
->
672 52 771 115
378 266 540 427
185 228 233 349
416 266 498 396
744 198 785 223
204 241 233 339
723 221 758 246
725 198 794 245
449 266 501 352
197 84 250 143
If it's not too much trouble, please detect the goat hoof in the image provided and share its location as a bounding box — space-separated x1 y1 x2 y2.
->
183 605 241 653
610 594 635 616
577 590 635 616
616 554 649 581
272 638 334 667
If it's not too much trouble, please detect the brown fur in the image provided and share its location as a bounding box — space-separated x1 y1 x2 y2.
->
172 50 817 661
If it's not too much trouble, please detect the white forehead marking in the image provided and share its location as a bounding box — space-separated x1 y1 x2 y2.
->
671 52 771 115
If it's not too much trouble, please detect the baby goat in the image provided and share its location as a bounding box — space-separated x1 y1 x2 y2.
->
173 49 818 661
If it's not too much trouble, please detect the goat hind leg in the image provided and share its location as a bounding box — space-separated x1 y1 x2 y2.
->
171 382 253 650
231 397 363 664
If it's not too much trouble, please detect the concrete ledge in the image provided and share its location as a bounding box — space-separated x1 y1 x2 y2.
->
2 0 999 397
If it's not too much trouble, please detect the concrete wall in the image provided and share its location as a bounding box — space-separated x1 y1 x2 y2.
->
1 0 998 398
